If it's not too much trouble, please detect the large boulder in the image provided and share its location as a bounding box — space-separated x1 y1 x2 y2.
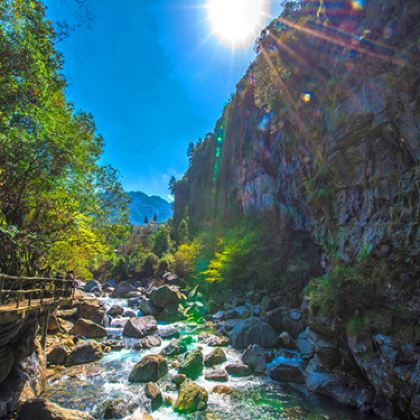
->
150 285 183 309
160 339 187 357
69 319 106 339
144 382 162 411
106 305 124 317
84 280 103 296
282 309 304 338
229 317 279 349
138 298 159 317
241 344 266 374
225 362 252 377
204 348 226 367
122 316 157 338
158 325 180 340
77 300 105 324
100 399 131 419
112 281 134 298
46 346 69 366
179 349 204 379
18 398 94 420
65 341 103 367
270 361 305 384
174 381 208 413
129 354 168 383
0 346 14 384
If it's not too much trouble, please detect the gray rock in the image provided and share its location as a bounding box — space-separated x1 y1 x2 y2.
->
69 318 106 339
84 280 102 295
150 285 183 309
270 361 304 384
122 316 157 338
46 346 69 366
18 399 94 420
129 354 168 383
205 369 228 382
297 329 315 359
158 325 180 339
112 281 135 298
204 348 227 367
106 305 124 317
225 362 252 377
241 344 266 374
145 382 163 411
65 342 103 367
229 317 279 349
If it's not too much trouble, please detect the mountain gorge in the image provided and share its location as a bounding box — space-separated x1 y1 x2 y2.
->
128 191 172 225
172 0 420 417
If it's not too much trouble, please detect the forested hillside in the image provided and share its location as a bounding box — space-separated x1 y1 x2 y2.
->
0 1 129 278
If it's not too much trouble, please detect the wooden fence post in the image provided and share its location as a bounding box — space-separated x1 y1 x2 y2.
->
41 309 49 350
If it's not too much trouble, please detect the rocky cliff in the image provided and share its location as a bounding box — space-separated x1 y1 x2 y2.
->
174 0 420 418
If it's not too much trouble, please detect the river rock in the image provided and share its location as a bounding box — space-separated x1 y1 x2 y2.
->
84 280 103 296
174 381 208 413
69 319 106 339
305 328 340 368
138 298 159 317
77 300 105 324
65 341 103 367
129 354 168 383
270 361 304 384
145 382 163 411
204 369 228 382
18 398 94 420
225 362 252 377
232 305 251 319
279 331 295 349
171 373 187 387
282 309 304 338
134 336 162 349
160 339 187 357
265 308 285 331
241 344 266 374
297 329 315 359
46 345 69 366
122 316 157 338
112 281 134 298
229 317 279 349
178 349 204 379
106 305 124 317
212 385 234 394
204 348 227 367
158 325 180 339
150 285 183 308
206 335 230 347
0 346 14 384
101 399 130 419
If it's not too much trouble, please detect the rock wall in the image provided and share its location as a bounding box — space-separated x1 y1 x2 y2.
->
0 313 46 418
173 0 420 417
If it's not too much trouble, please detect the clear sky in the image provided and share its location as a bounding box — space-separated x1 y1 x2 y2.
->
44 0 283 200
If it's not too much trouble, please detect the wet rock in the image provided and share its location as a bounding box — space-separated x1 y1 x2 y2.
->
138 298 159 317
178 349 204 379
84 280 103 296
122 316 157 338
204 348 227 367
212 310 225 320
122 309 137 318
270 361 304 384
101 398 129 419
69 318 106 339
158 325 180 340
145 382 163 411
297 329 315 359
77 300 105 324
232 305 251 319
282 309 303 338
174 381 208 413
46 345 69 366
129 354 168 383
212 385 234 394
206 335 230 347
225 362 252 377
265 308 285 331
241 344 266 374
205 369 228 382
278 331 294 349
0 346 14 384
65 341 103 367
150 285 183 309
229 317 279 349
112 281 134 298
305 328 340 368
158 304 184 322
106 305 124 317
160 339 187 357
305 357 372 410
134 335 162 350
128 297 141 308
171 373 187 387
18 398 94 420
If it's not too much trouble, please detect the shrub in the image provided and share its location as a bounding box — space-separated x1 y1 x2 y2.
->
174 241 199 278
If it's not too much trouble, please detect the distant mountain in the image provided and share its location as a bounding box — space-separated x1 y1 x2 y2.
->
128 191 172 225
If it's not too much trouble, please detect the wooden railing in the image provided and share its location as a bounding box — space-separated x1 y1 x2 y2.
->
0 273 76 309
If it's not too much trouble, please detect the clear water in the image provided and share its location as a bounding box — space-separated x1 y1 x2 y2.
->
43 299 375 420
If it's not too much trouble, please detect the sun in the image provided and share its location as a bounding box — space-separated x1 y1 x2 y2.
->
207 0 270 48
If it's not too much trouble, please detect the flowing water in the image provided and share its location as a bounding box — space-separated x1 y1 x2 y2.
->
43 298 375 419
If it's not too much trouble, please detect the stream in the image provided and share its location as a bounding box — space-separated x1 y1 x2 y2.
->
43 297 374 419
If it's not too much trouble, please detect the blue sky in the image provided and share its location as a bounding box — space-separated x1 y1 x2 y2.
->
45 0 283 200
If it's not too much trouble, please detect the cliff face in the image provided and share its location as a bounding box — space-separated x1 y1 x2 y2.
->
174 0 420 417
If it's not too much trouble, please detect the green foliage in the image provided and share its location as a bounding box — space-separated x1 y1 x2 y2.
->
180 285 208 324
0 0 129 276
151 224 174 257
174 241 199 278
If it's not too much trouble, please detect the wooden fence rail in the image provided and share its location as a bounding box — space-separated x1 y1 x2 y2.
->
0 273 77 309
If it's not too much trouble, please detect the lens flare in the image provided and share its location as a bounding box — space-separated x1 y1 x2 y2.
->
207 0 269 48
351 0 365 11
301 92 312 103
